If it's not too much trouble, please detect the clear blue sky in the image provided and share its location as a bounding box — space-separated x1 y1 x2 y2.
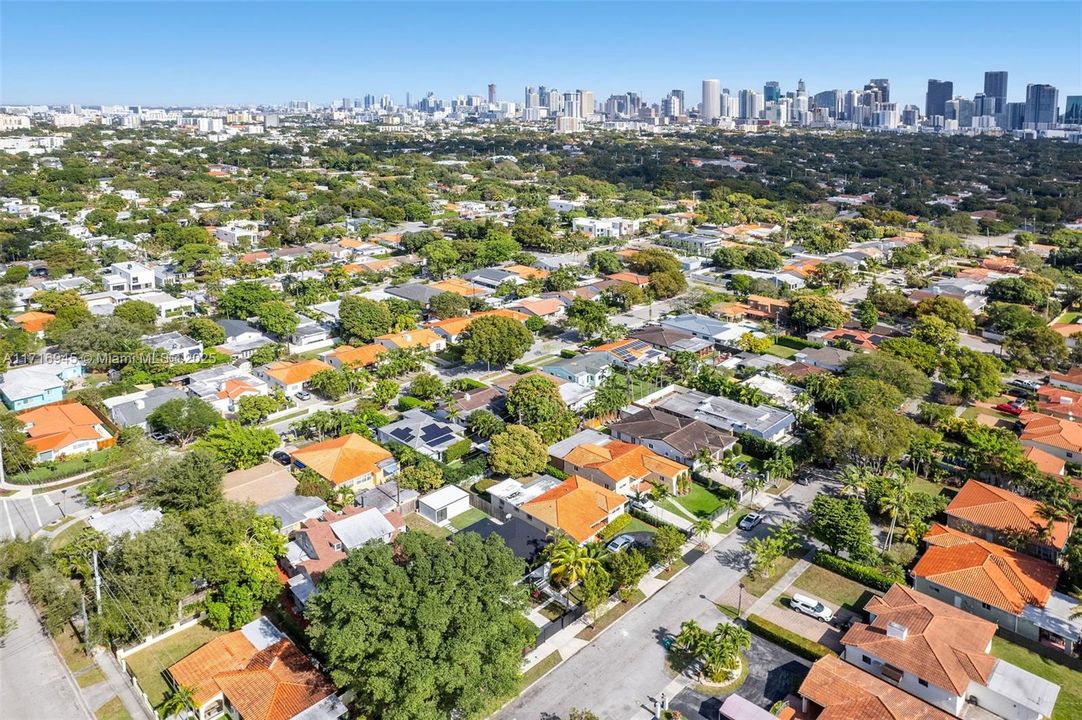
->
3 1 1080 107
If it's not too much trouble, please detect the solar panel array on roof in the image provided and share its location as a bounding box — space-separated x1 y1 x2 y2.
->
390 427 413 442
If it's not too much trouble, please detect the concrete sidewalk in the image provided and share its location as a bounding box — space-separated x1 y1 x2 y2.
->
742 549 815 618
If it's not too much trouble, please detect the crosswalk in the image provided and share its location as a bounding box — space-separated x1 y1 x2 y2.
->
0 490 84 540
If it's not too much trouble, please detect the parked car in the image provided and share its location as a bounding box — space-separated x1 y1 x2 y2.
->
994 400 1025 415
630 497 656 512
737 513 763 531
606 535 635 553
296 390 312 400
1010 378 1041 392
271 450 292 465
790 593 834 622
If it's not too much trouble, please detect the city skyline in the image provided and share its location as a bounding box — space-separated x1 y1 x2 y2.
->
3 1 1080 106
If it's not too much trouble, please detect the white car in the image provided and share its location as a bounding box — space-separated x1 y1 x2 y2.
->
630 497 656 512
606 535 635 553
790 593 834 622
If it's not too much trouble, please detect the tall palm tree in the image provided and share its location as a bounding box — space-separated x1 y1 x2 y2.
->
838 464 867 499
742 473 767 503
879 478 911 552
692 518 713 545
695 449 720 489
548 539 598 587
1035 502 1071 543
763 453 794 487
719 495 739 522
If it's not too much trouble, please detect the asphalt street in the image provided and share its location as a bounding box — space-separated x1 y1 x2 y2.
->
494 478 827 720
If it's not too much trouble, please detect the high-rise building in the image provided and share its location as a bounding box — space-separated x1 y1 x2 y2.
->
525 87 540 109
701 79 721 124
738 89 762 120
1005 102 1026 130
487 84 497 104
945 97 975 128
547 89 562 113
764 81 781 103
844 90 860 122
1065 96 1082 125
984 71 1008 114
1024 84 1058 129
563 91 580 118
813 90 842 118
578 90 595 118
868 78 890 103
662 93 682 118
925 79 953 118
797 78 806 94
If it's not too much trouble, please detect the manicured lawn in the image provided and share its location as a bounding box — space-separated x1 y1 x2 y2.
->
670 483 726 518
765 343 799 359
403 513 452 539
909 475 945 497
1055 311 1082 324
125 623 224 709
522 650 562 686
449 507 488 531
657 558 688 581
791 565 878 613
538 602 567 622
95 697 132 720
961 406 1018 424
621 516 659 535
741 552 802 598
8 448 119 485
576 589 646 641
991 637 1081 720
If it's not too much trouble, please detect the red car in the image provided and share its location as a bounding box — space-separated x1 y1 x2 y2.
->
995 401 1025 415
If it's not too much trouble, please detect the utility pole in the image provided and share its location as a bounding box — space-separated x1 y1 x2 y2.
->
92 550 102 614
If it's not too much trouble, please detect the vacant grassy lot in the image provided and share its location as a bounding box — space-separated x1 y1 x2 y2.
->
125 623 223 709
791 565 877 613
991 637 1081 720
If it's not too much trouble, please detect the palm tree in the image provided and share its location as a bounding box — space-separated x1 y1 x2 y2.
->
160 685 196 718
651 482 672 507
742 473 767 503
838 464 867 499
1035 502 1071 544
548 539 598 587
692 518 713 546
718 495 739 522
695 448 720 488
719 453 742 482
879 478 911 552
762 453 794 488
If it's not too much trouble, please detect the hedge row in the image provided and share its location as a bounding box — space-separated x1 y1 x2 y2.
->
812 552 904 593
628 507 688 537
776 335 823 351
397 396 435 411
746 614 834 662
443 438 474 463
598 513 633 541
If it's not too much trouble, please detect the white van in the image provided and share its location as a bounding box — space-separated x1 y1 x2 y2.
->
790 593 834 622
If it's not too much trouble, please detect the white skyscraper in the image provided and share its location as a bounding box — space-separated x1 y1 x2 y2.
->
701 79 721 124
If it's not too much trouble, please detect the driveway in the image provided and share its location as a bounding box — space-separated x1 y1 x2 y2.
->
493 477 831 720
669 635 810 720
0 583 92 719
0 488 87 540
758 599 858 653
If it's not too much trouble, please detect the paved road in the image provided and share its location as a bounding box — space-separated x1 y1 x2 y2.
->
0 488 87 540
0 583 92 720
494 478 828 720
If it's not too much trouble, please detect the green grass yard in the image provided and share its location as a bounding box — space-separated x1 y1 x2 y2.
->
790 565 878 613
403 513 452 539
991 637 1081 720
125 623 224 709
764 344 799 359
449 507 488 531
620 516 659 535
740 552 803 598
665 483 727 518
715 506 754 534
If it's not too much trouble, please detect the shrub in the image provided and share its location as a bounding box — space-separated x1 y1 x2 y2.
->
544 464 569 480
883 543 918 567
812 551 904 592
560 349 579 359
512 364 533 374
736 433 785 460
598 513 633 541
777 335 823 350
442 455 488 486
452 378 487 391
397 396 434 411
746 614 834 661
443 438 474 463
628 507 685 536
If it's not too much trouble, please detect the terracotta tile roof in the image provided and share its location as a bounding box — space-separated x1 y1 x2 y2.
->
564 440 688 483
798 655 954 720
1024 445 1066 477
1018 411 1082 453
17 403 109 454
1036 384 1082 419
605 271 651 286
746 294 790 310
375 328 443 350
1047 323 1082 340
168 622 337 720
217 378 261 400
263 359 333 386
428 277 486 296
325 343 387 367
289 433 392 486
427 309 529 338
1049 366 1082 387
512 298 564 317
946 480 1071 550
505 264 548 280
915 523 1060 614
522 475 625 543
841 584 997 694
13 311 55 333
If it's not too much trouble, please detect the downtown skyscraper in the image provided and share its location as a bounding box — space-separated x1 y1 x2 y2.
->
701 79 721 124
925 79 953 118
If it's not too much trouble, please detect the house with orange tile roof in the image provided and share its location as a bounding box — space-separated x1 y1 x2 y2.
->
282 505 404 607
913 523 1081 657
1022 445 1066 480
945 480 1072 562
840 584 1059 720
374 328 446 352
795 655 956 720
12 310 54 336
321 343 387 369
604 271 651 288
1046 322 1082 348
288 433 395 490
426 308 530 343
166 615 345 720
587 337 666 370
1034 384 1082 420
519 475 626 543
17 402 113 462
505 264 549 281
257 359 334 396
427 277 489 297
548 430 689 494
1017 410 1082 465
510 297 566 320
1048 366 1082 393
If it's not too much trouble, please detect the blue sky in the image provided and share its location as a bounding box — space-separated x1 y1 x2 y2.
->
3 1 1080 107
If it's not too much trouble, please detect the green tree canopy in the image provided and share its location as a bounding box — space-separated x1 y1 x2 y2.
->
488 425 548 477
461 315 533 368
